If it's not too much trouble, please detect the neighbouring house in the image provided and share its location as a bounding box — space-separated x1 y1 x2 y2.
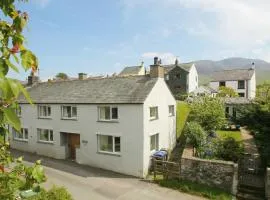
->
191 86 218 97
224 97 252 120
209 67 256 99
118 62 146 76
11 62 176 178
163 58 199 95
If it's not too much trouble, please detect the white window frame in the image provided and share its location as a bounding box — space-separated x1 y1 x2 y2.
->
98 106 118 121
169 105 175 116
149 106 158 120
150 133 159 151
97 134 121 155
13 128 28 141
38 105 51 118
37 128 54 143
61 105 77 120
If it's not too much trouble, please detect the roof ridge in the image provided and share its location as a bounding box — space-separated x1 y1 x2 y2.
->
213 68 254 72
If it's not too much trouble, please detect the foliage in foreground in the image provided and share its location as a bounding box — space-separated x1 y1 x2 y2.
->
156 179 232 200
217 86 239 97
27 186 73 200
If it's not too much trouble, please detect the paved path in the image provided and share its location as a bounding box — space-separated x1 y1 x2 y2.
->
240 127 258 154
11 150 204 200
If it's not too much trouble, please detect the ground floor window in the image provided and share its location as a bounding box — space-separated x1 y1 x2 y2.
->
13 128 28 141
98 135 121 153
238 93 245 97
37 128 53 143
150 133 159 151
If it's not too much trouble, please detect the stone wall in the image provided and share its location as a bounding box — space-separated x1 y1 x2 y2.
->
266 168 270 200
180 155 238 194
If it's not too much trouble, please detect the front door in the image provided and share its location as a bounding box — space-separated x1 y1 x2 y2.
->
68 134 80 160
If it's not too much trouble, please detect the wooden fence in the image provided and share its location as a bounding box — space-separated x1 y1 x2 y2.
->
152 159 181 180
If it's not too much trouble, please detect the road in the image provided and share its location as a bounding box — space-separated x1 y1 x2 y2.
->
12 150 204 200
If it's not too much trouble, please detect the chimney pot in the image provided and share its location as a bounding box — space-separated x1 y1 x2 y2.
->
27 75 39 86
150 57 164 78
154 57 159 65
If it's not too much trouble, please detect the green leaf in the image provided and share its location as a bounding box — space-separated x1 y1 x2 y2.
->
3 107 21 131
0 59 9 76
18 83 32 104
7 79 20 98
5 60 19 73
32 165 46 183
20 50 38 70
12 54 19 64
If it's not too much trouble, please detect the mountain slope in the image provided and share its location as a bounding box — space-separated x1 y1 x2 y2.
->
193 57 270 85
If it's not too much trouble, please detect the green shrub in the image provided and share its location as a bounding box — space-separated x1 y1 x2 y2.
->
184 121 206 149
27 186 73 200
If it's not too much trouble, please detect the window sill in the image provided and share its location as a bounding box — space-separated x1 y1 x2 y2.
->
61 118 77 121
150 118 158 121
38 117 52 120
97 120 119 123
37 140 54 145
169 115 175 117
14 138 28 142
238 88 245 90
97 151 121 157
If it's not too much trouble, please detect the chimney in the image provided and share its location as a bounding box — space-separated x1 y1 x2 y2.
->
250 62 255 70
150 57 164 78
27 73 39 86
78 73 87 80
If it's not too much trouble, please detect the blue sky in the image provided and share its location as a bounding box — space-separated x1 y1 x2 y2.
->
9 0 270 80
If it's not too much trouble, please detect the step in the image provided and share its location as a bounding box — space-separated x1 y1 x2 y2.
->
236 192 266 200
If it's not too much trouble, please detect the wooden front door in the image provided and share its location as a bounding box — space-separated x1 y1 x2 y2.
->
68 134 80 160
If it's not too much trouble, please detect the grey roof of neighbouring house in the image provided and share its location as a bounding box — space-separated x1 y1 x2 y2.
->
224 97 252 105
163 63 193 73
18 76 158 104
119 66 143 76
192 86 217 95
211 68 255 81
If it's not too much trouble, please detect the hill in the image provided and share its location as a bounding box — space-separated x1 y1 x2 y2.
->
193 57 270 85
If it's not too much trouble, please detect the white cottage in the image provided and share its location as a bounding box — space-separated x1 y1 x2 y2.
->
209 68 256 99
11 64 176 178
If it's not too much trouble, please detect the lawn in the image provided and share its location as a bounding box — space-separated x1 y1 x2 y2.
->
176 101 190 138
156 179 232 200
216 130 242 142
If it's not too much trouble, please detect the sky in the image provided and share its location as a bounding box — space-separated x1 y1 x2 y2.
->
7 0 270 80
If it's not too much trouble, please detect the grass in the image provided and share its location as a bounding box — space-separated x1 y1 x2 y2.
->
156 179 232 200
0 134 3 143
216 130 242 142
176 101 190 138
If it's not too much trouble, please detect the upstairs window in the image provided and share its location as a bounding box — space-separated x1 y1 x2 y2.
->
175 74 181 79
238 80 245 89
37 128 53 143
169 105 175 116
150 134 159 151
38 105 51 118
219 81 226 87
61 106 77 119
13 128 28 141
150 107 158 120
98 106 118 121
98 135 121 154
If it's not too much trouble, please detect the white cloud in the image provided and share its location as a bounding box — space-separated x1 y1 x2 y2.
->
33 0 51 8
142 52 178 64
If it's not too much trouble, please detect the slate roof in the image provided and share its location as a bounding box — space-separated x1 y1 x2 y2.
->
119 66 143 76
192 86 217 95
163 63 193 73
18 76 158 104
211 68 255 81
224 97 252 105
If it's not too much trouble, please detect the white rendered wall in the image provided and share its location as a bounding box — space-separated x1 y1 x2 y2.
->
188 64 198 93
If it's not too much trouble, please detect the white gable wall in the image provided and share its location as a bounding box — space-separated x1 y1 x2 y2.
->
142 78 176 177
187 64 198 93
248 72 256 99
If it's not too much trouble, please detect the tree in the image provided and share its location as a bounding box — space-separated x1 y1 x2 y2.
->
217 86 239 97
189 97 226 132
55 72 68 80
256 81 270 105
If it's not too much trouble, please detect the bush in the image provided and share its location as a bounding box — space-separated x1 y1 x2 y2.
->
27 186 73 200
184 122 206 149
216 137 243 162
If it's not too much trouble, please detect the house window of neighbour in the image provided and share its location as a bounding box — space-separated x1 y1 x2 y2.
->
225 107 230 118
38 105 51 118
169 105 175 116
37 128 53 143
175 74 181 79
219 81 226 87
150 107 158 120
238 80 245 89
165 74 169 81
238 93 245 97
150 134 159 151
61 106 77 119
16 105 21 117
98 135 121 154
13 128 28 141
98 106 118 121
233 107 237 118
